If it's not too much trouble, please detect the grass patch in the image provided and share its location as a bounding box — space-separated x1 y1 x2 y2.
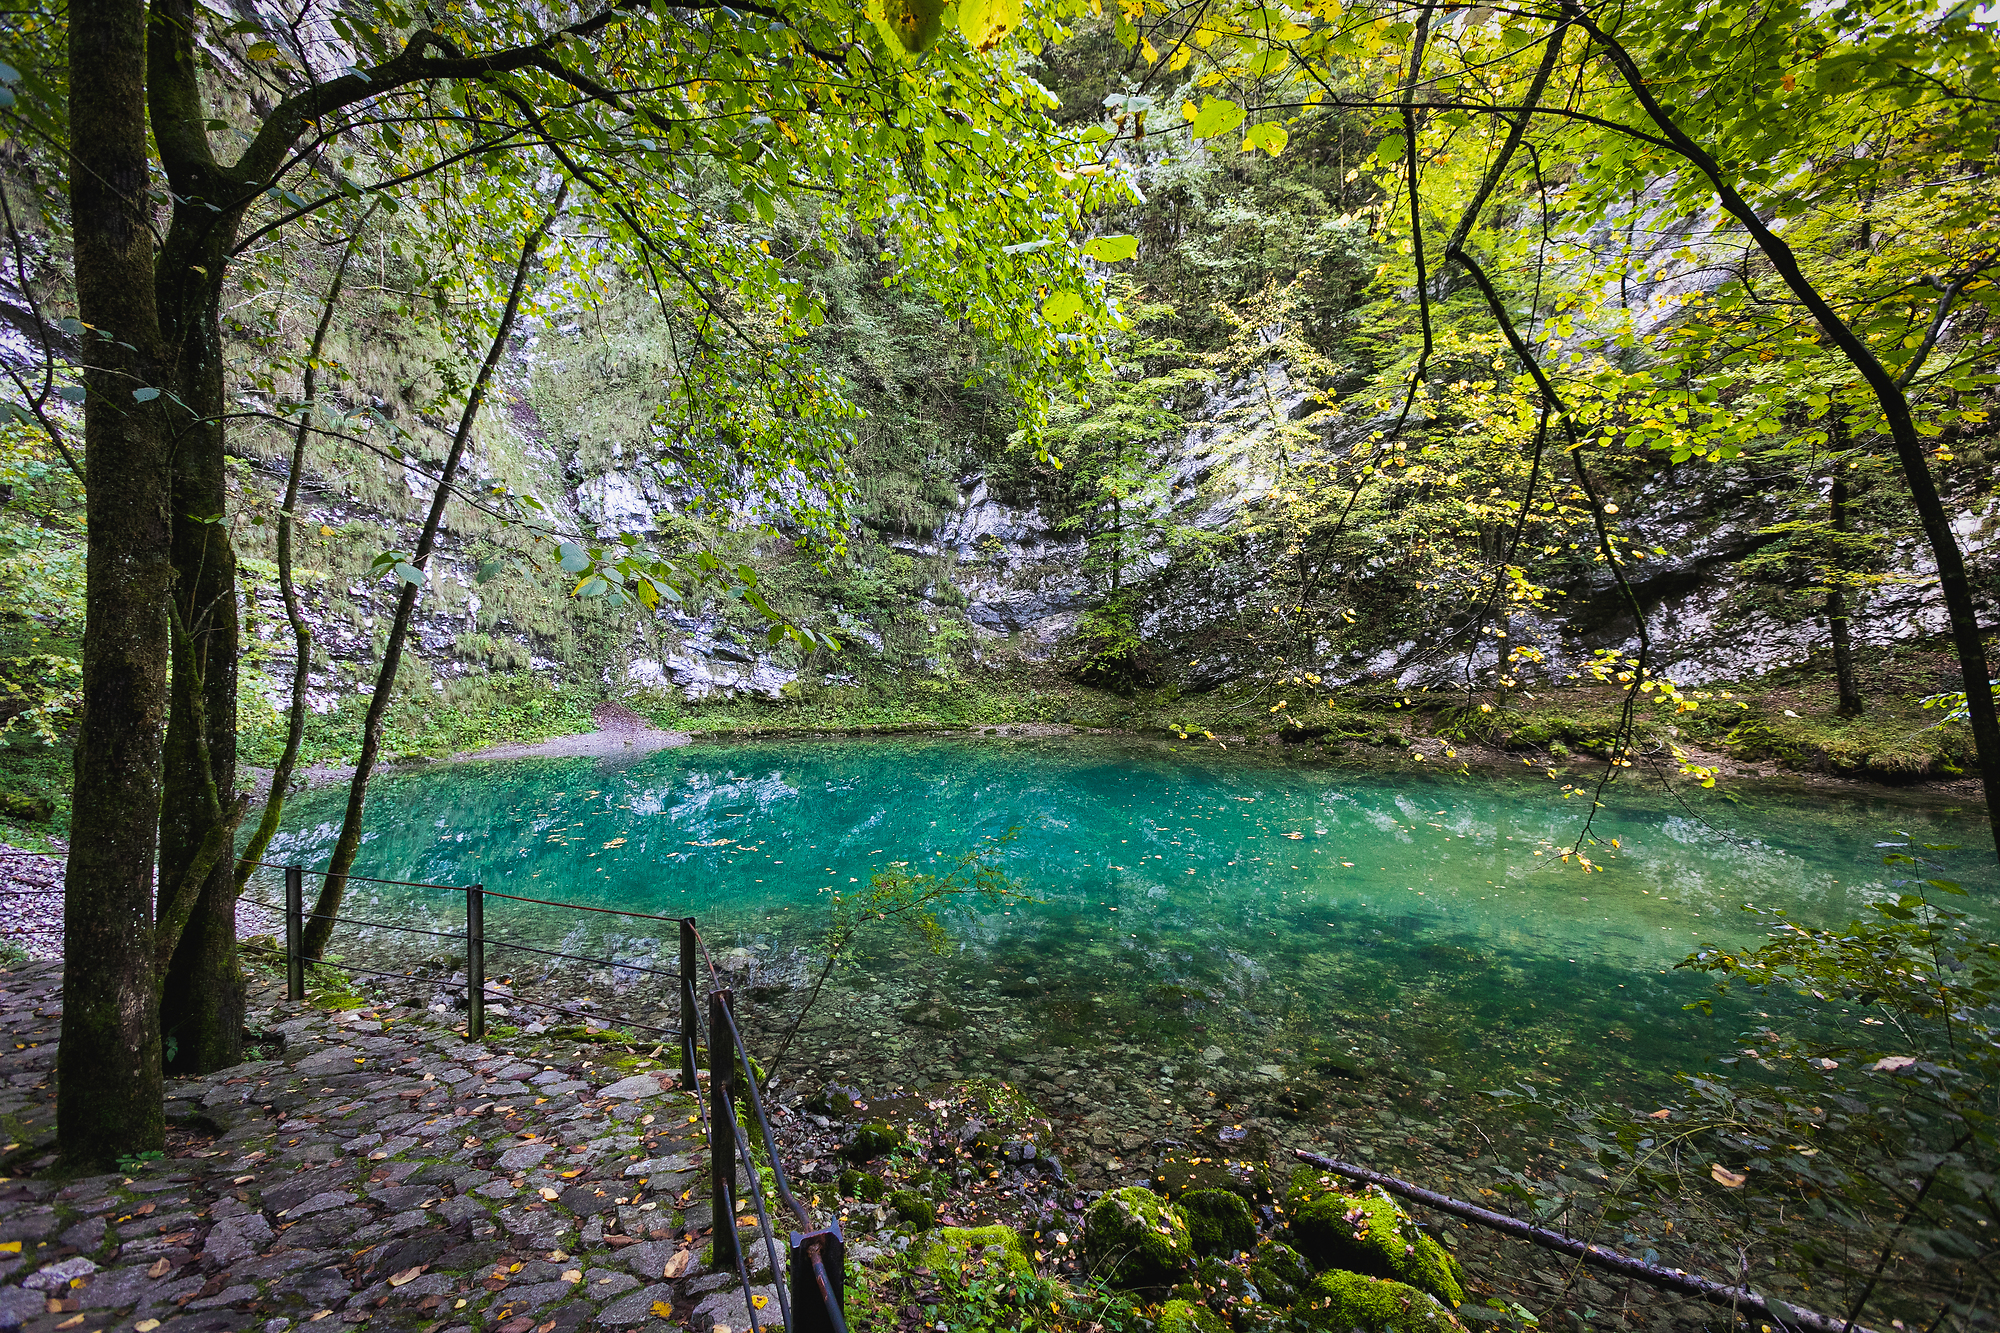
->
239 670 600 767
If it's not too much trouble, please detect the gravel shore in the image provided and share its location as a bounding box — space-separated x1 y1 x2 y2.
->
2 841 279 962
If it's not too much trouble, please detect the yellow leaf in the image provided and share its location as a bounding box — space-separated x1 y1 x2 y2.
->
388 1267 424 1288
1140 35 1158 62
751 1295 770 1310
650 1302 674 1319
246 40 281 60
1709 1163 1747 1188
136 1321 162 1332
0 1242 18 1254
318 525 334 537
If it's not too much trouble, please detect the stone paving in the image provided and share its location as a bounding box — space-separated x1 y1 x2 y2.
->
0 962 796 1333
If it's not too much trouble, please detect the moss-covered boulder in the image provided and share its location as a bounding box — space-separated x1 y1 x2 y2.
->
1083 1186 1194 1289
888 1188 936 1231
844 1120 904 1161
1153 1149 1273 1202
1248 1238 1315 1305
1182 1188 1257 1256
837 1169 883 1202
1159 1298 1228 1333
920 1225 1033 1277
1298 1270 1463 1333
1287 1172 1463 1306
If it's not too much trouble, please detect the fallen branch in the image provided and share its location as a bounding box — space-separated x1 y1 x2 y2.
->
1290 1149 1874 1333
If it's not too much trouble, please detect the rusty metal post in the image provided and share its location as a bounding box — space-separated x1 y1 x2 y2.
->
789 1223 847 1333
709 987 738 1271
466 884 486 1040
681 917 699 1091
284 865 305 1001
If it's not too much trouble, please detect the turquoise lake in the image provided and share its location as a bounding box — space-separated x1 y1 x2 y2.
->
257 736 1996 1134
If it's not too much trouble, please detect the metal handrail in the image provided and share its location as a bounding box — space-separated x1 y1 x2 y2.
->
246 864 845 1333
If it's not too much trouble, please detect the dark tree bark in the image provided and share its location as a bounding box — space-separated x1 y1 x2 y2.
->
304 194 564 958
1827 478 1864 718
151 0 251 1072
59 0 175 1168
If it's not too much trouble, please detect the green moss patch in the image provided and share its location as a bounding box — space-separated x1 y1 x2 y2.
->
1287 1172 1464 1306
1083 1185 1193 1289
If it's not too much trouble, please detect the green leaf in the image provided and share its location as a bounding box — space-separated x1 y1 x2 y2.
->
558 541 591 573
392 561 425 585
1241 122 1287 156
475 558 506 584
57 385 85 403
1042 290 1085 325
1186 96 1245 140
868 0 948 56
246 40 281 60
132 386 161 402
1374 132 1408 163
1082 234 1139 263
958 0 1021 51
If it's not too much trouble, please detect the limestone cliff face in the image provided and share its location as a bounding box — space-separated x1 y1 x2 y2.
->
227 340 1998 716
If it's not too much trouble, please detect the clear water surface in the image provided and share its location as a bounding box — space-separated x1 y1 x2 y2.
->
259 736 1996 1122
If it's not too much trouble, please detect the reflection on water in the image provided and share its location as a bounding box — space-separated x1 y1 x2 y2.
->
261 737 1995 1134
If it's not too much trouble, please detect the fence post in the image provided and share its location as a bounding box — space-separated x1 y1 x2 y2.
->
680 918 699 1091
709 987 737 1272
789 1223 846 1333
466 884 486 1040
284 866 305 1002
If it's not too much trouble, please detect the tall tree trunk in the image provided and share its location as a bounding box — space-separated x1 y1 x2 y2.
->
1827 478 1864 718
60 0 175 1168
149 0 253 1072
304 195 564 959
156 233 244 1074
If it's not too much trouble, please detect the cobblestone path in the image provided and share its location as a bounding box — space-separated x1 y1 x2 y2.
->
0 963 787 1333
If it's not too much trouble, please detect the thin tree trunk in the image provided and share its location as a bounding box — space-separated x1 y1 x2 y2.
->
304 193 564 959
59 0 175 1168
235 218 373 892
1574 5 2000 862
1828 478 1864 717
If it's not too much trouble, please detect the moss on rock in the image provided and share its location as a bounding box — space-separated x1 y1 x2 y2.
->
1182 1188 1257 1256
1153 1149 1273 1202
1249 1238 1315 1305
920 1225 1033 1277
838 1169 883 1202
1158 1297 1228 1333
844 1120 904 1161
1287 1172 1464 1306
1298 1270 1463 1333
1084 1186 1194 1289
888 1188 936 1231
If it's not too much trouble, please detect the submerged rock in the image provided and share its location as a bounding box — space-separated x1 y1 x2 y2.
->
1287 1171 1465 1306
1083 1186 1194 1289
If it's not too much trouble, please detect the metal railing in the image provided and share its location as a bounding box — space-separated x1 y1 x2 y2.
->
243 860 846 1333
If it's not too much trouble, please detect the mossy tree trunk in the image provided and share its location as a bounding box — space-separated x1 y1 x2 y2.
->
150 0 253 1073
